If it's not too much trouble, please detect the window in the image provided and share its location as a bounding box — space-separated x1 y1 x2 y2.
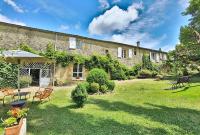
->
122 49 126 58
151 52 156 60
105 49 109 55
73 63 83 79
69 37 76 49
77 40 83 49
134 49 137 55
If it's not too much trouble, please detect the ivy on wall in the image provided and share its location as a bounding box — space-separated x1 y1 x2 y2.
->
0 61 18 88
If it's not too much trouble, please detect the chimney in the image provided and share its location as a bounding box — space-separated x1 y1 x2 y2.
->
136 41 140 47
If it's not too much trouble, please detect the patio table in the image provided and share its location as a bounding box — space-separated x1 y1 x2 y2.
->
13 92 31 100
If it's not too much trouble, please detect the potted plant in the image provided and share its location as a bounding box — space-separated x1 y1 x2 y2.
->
2 108 29 135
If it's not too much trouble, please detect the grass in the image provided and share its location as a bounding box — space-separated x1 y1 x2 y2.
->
1 77 200 135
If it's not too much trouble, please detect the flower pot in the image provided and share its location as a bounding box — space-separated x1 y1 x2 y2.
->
5 118 23 135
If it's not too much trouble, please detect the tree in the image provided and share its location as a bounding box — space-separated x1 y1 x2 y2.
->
177 0 200 68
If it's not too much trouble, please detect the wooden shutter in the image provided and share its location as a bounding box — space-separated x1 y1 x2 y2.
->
156 53 160 62
128 49 133 58
118 47 122 58
69 37 76 49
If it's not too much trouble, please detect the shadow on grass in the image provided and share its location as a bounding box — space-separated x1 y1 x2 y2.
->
88 99 200 134
172 84 200 93
27 102 168 135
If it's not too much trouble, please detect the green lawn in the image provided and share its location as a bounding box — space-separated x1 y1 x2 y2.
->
1 77 200 135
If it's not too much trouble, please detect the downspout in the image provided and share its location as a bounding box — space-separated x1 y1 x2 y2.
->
52 33 57 87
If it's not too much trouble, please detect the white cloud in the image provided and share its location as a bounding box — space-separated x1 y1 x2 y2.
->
59 25 69 31
113 0 121 3
3 0 24 13
162 44 175 51
178 0 189 9
89 3 142 35
89 0 170 50
0 14 26 26
98 0 110 9
111 33 167 49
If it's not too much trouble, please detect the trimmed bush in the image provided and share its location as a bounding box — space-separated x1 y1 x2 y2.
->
106 80 115 92
100 85 108 93
86 68 108 85
110 69 127 80
138 69 152 78
89 83 100 94
71 84 88 107
20 75 32 88
79 82 90 90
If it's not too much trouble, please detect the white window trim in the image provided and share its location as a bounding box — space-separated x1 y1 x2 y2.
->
72 64 83 80
128 49 133 58
69 37 76 49
122 49 126 58
118 47 122 58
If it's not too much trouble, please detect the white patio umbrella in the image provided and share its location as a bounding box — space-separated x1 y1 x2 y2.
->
0 50 54 96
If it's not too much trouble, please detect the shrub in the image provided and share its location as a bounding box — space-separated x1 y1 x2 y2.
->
79 82 90 90
152 71 158 78
0 62 18 88
89 83 100 94
20 75 32 88
100 85 108 93
106 80 115 92
86 68 108 85
138 69 152 78
110 69 127 80
71 84 88 107
130 64 142 76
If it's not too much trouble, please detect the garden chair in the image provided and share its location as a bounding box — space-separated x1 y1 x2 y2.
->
0 88 16 105
32 87 53 102
170 76 190 89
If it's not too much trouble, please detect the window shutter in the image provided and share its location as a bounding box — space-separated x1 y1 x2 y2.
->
69 37 76 49
149 52 152 60
163 54 167 60
156 53 160 62
118 47 122 58
128 49 133 58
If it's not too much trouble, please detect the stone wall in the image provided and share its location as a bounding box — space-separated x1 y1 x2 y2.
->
0 22 166 67
0 22 167 82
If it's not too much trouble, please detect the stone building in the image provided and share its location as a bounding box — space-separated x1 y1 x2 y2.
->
0 22 167 85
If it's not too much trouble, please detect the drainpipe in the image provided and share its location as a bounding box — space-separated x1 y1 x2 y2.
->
52 33 57 87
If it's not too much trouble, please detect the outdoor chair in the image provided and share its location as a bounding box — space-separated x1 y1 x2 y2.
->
0 88 16 105
170 76 190 89
32 87 53 102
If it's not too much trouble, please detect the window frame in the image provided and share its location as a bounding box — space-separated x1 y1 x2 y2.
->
122 49 127 58
72 63 83 80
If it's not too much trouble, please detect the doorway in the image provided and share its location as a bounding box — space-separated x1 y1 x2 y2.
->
30 69 40 86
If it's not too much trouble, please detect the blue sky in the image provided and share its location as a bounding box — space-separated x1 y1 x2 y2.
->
0 0 189 51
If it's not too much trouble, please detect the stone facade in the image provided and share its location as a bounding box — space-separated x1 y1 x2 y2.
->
0 22 167 83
